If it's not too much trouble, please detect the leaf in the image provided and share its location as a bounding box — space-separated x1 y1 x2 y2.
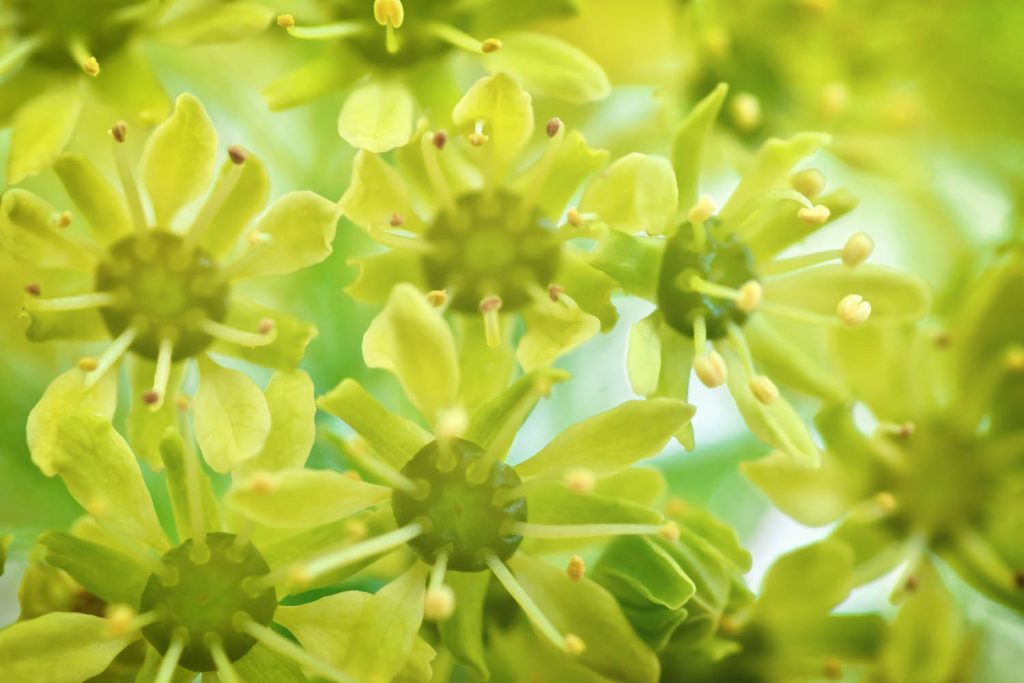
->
484 32 610 103
517 398 694 477
53 155 133 244
194 356 271 473
239 370 316 474
580 153 678 235
672 83 727 209
338 78 415 153
7 81 83 183
452 73 534 181
40 531 149 606
233 191 340 279
588 230 664 301
0 613 134 683
141 93 218 225
229 468 390 528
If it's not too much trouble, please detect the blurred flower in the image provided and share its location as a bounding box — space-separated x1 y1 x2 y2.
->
264 0 610 151
588 84 930 460
2 94 339 468
0 0 273 182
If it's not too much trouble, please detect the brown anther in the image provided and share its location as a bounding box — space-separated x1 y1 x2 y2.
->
468 132 489 147
481 38 502 53
480 295 503 314
258 318 275 335
822 658 843 680
425 290 448 307
432 131 448 149
548 284 565 302
1014 570 1024 590
718 615 740 636
904 575 919 593
57 210 72 228
389 212 404 227
567 555 586 582
110 121 128 143
24 283 41 297
546 117 563 138
276 14 295 28
933 330 953 348
896 422 915 439
228 145 249 165
142 390 161 406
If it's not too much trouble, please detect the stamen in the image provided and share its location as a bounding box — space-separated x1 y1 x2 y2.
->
480 295 503 348
84 326 139 389
283 20 369 41
276 14 295 28
566 555 586 582
836 294 871 326
105 605 158 637
235 613 357 683
24 283 41 297
759 249 843 276
367 227 433 253
1006 346 1024 372
736 280 762 313
469 119 489 147
432 130 448 149
67 37 99 76
206 635 241 683
485 552 584 655
338 436 422 495
55 210 72 228
822 658 843 680
730 92 762 131
873 491 898 512
481 38 502 53
749 375 780 405
421 21 493 54
199 318 278 348
22 291 119 312
509 522 668 539
564 468 596 493
791 169 826 198
421 132 457 214
145 337 174 411
374 0 405 54
694 350 727 388
0 34 44 77
154 629 187 683
426 289 448 307
186 147 249 248
109 122 149 233
78 357 99 372
424 552 455 621
797 204 831 226
389 212 404 227
841 233 874 266
687 194 717 224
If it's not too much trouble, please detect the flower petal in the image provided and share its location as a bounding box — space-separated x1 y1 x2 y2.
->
511 129 608 220
238 370 316 474
53 155 133 245
158 430 223 538
452 73 533 181
199 154 271 258
557 251 618 330
126 355 184 470
0 189 94 270
194 356 272 473
756 539 854 622
7 82 83 184
88 45 171 126
745 315 848 402
830 510 911 586
362 284 459 424
234 644 309 683
154 2 272 44
527 481 663 526
229 468 390 528
263 48 364 111
517 398 694 477
213 298 318 371
746 188 859 259
455 315 517 411
671 83 727 209
438 571 491 678
588 230 664 300
580 153 678 235
338 78 415 153
345 249 425 303
232 191 339 279
627 311 662 397
141 93 218 226
0 612 134 683
40 531 149 606
484 32 610 103
516 293 601 372
341 150 422 234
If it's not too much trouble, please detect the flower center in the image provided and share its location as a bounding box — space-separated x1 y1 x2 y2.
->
139 533 276 672
95 231 230 360
9 0 143 66
421 191 561 312
392 439 527 572
657 222 759 339
334 2 453 68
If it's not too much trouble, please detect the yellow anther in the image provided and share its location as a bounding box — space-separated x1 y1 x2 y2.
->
736 280 762 313
687 194 717 224
1005 346 1024 372
749 375 780 405
566 555 586 582
423 585 456 621
566 208 584 227
665 498 687 517
175 394 190 412
82 56 100 77
841 233 874 267
276 14 295 28
468 132 489 146
564 468 596 494
78 357 99 372
791 169 826 198
798 204 831 226
565 634 587 656
345 519 368 541
106 604 136 637
730 93 761 131
659 521 680 542
874 491 897 512
481 38 502 53
836 294 871 326
374 0 404 28
694 351 727 388
288 565 312 590
247 471 278 494
426 289 448 307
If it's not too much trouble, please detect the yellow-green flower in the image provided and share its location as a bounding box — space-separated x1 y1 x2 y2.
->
0 0 273 182
588 84 931 461
235 284 691 680
264 0 610 152
2 93 339 468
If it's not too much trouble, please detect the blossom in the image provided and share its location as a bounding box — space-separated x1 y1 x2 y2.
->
0 0 273 182
586 83 930 461
264 0 610 152
2 94 339 468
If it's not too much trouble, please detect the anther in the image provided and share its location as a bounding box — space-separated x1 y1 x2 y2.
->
687 194 717 223
565 634 586 656
841 233 874 267
480 295 503 348
719 615 740 636
836 294 871 326
345 520 368 541
694 351 727 388
566 555 586 582
105 604 136 637
566 208 584 227
665 498 687 517
142 390 161 406
736 280 762 313
548 284 565 302
933 330 953 348
546 117 563 138
78 357 99 372
481 38 502 53
822 658 843 680
343 470 362 481
389 212 404 227
874 491 897 512
247 471 278 494
228 145 248 165
469 132 489 146
564 468 596 494
110 121 128 143
749 375 780 405
426 289 448 307
798 204 831 226
791 169 826 198
1013 570 1024 590
276 14 295 28
424 585 456 621
374 0 405 28
258 318 275 335
24 283 41 297
82 57 100 77
1005 346 1024 372
904 575 919 592
730 93 761 131
659 521 680 542
175 394 191 412
57 210 72 228
432 131 448 149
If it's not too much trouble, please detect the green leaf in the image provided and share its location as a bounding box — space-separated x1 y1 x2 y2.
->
452 73 534 181
516 293 601 371
508 553 659 683
234 644 309 682
580 153 678 235
438 571 491 678
194 356 271 473
0 189 95 270
233 191 339 279
338 78 415 153
155 2 272 44
341 150 422 234
362 283 459 424
199 154 271 258
517 398 694 477
484 32 610 103
141 93 218 226
511 129 609 220
239 370 316 474
126 356 184 470
276 564 429 682
757 540 854 623
7 81 83 184
0 612 134 683
53 155 133 245
40 531 148 606
229 468 390 528
588 230 663 301
672 83 727 209
318 379 432 469
213 297 318 371
628 312 662 397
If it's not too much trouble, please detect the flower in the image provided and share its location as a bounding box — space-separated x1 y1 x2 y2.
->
586 83 931 461
0 369 393 682
0 0 273 182
341 73 670 374
743 247 1024 614
253 283 693 680
264 0 610 151
3 93 340 468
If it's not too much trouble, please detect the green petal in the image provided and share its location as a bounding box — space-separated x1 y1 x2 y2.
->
276 564 429 682
154 2 272 44
234 644 310 683
438 571 490 679
672 83 727 209
338 78 415 153
53 155 133 245
141 93 218 226
511 129 609 220
452 73 533 181
341 150 422 234
627 312 662 397
362 283 459 424
526 481 663 526
939 529 1024 612
828 323 918 420
517 398 694 477
262 48 363 111
126 355 184 470
756 540 854 622
830 511 911 587
396 637 436 683
233 191 339 279
595 467 667 507
719 132 832 225
213 298 318 371
557 251 618 330
194 356 271 473
199 154 271 258
455 315 517 411
745 188 859 259
0 612 133 683
88 45 170 126
516 293 601 372
484 32 610 104
7 82 82 184
27 367 117 478
229 469 390 528
158 430 223 539
40 531 148 606
345 249 424 303
395 128 482 215
508 553 659 683
238 370 316 474
21 270 107 342
745 316 848 402
0 189 95 270
580 153 678 235
765 264 932 323
48 413 168 551
654 320 696 450
0 535 9 576
588 229 664 300
467 368 570 462
318 379 432 469
666 501 752 572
